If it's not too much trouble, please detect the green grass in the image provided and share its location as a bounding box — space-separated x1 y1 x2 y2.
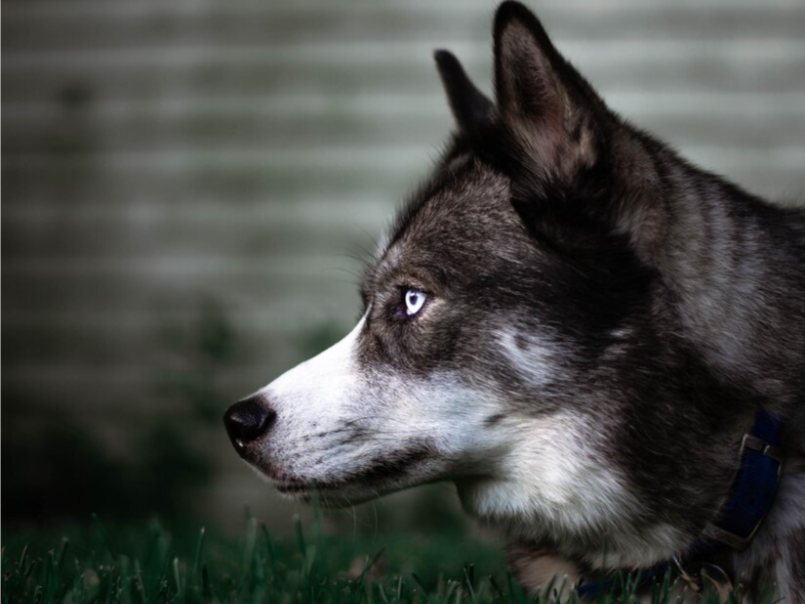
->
0 514 774 604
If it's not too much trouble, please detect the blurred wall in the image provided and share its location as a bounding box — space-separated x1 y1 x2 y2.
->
3 0 805 529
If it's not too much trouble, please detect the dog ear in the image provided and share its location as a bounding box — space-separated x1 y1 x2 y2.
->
493 3 664 265
493 1 602 183
435 49 495 133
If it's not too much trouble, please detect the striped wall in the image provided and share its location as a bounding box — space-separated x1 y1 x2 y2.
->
4 0 805 525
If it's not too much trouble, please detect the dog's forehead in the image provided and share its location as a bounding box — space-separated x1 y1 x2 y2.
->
371 156 526 281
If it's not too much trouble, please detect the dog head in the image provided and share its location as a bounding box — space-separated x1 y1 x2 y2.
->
225 1 745 567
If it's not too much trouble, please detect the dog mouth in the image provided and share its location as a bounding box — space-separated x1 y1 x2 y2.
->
267 443 436 503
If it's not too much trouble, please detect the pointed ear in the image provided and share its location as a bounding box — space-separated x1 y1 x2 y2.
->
493 1 602 182
435 49 495 133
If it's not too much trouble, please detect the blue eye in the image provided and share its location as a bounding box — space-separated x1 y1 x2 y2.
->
404 289 427 316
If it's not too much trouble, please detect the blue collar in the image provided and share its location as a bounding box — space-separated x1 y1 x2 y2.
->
701 408 784 549
577 408 785 598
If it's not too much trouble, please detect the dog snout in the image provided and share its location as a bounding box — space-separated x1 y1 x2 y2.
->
223 395 276 454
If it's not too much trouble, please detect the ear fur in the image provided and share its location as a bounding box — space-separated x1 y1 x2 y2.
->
488 3 665 268
434 49 495 133
493 1 603 183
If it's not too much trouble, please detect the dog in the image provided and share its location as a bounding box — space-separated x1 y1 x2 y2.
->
224 2 805 600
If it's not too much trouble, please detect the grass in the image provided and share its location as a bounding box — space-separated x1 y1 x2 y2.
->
0 512 775 604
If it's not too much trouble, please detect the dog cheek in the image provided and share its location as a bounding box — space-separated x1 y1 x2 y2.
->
404 378 511 465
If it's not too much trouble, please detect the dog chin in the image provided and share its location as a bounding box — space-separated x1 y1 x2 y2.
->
247 460 398 507
271 478 392 507
265 467 435 508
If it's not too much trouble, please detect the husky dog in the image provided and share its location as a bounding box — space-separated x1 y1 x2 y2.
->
225 2 805 600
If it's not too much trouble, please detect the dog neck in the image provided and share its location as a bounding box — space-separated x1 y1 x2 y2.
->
574 408 785 597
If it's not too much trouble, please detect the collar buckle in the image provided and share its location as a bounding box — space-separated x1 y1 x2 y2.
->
702 428 784 551
741 433 784 464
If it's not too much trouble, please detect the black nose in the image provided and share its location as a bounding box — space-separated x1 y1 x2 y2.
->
223 395 276 453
